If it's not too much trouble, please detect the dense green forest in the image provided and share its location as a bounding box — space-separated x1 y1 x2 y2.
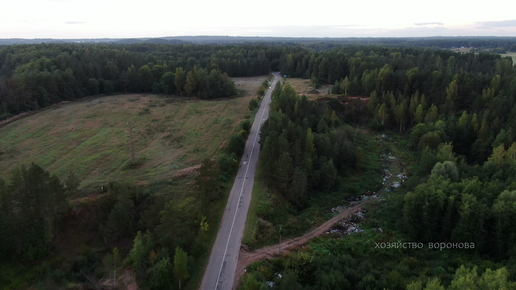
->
2 41 516 289
239 43 516 289
1 42 514 122
0 43 275 118
242 83 516 289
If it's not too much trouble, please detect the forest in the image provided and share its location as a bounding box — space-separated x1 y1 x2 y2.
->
1 41 516 289
239 44 516 289
0 43 275 118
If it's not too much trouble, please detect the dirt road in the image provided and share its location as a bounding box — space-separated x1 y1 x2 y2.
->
234 174 395 288
200 73 280 290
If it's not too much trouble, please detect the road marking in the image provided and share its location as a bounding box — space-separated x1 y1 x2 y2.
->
243 161 247 165
214 76 275 290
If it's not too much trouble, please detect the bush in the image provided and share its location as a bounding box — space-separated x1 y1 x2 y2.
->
368 118 383 131
257 85 265 97
248 98 259 111
104 81 114 95
227 132 245 156
238 120 252 138
86 78 99 95
0 112 13 121
217 152 238 177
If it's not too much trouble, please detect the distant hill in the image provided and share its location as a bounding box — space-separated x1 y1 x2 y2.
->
1 36 516 50
0 37 189 45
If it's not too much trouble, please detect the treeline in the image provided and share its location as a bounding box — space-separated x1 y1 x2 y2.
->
278 46 515 165
0 43 275 117
0 159 237 288
3 42 515 127
398 135 516 260
242 239 516 290
0 163 78 261
259 82 358 205
280 46 514 103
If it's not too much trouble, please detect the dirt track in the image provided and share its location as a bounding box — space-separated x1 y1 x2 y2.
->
234 174 395 288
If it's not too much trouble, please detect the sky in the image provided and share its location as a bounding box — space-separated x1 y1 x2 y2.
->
2 0 516 39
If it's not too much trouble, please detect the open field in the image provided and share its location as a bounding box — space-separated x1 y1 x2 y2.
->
282 78 336 100
450 48 515 63
234 75 271 96
0 76 268 188
501 51 516 62
450 47 473 53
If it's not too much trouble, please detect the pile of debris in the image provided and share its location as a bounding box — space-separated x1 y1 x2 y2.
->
380 152 397 161
346 193 378 207
330 205 347 214
382 168 392 184
397 173 408 180
326 208 367 236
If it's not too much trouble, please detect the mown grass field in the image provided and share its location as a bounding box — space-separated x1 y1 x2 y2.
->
0 76 268 189
282 78 336 100
0 76 269 290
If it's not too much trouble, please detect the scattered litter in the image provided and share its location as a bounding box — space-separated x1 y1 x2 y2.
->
325 208 367 236
331 206 347 214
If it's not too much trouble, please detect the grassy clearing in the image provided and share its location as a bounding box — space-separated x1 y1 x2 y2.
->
282 78 336 100
500 51 516 62
450 47 473 53
0 76 268 190
234 76 270 97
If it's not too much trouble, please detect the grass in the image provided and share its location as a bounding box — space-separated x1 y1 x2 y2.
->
500 51 516 62
0 75 269 289
242 161 267 248
452 48 516 63
0 76 268 190
282 78 336 100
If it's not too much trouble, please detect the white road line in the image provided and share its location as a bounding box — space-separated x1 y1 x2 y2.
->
214 78 274 289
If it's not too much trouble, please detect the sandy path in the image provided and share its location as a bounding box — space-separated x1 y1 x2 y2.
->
234 175 395 288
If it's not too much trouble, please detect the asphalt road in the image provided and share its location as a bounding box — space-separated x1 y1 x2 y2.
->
200 73 280 290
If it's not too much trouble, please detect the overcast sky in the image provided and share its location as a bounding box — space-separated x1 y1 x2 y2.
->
2 0 516 39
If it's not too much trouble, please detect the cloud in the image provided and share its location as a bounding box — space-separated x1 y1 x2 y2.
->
476 19 516 29
414 22 444 26
331 25 362 29
64 21 88 25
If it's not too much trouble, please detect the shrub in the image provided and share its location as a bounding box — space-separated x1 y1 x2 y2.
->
217 152 238 178
227 132 245 156
248 98 259 111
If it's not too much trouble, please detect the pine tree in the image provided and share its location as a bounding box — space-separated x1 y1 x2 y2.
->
175 67 185 95
303 128 316 173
